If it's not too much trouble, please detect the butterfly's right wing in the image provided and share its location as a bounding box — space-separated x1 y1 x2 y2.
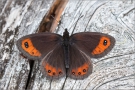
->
69 32 115 58
40 44 66 80
67 44 93 80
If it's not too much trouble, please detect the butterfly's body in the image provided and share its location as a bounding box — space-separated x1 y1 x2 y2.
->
17 29 115 80
63 29 70 68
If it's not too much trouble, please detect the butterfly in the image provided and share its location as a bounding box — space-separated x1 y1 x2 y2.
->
16 29 115 80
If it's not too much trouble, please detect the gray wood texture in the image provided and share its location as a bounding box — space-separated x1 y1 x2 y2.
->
0 0 135 90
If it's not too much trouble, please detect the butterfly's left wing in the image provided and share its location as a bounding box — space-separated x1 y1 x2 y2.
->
40 44 66 80
17 33 63 60
67 45 93 80
69 32 115 58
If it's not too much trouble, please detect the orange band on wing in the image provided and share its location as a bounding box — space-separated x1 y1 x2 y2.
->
44 63 62 76
92 37 111 55
71 63 89 76
22 38 41 57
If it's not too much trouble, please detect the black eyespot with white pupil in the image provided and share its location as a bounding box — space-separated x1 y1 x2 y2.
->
72 72 75 75
103 40 107 46
48 70 51 73
24 42 29 48
83 69 86 72
78 72 81 75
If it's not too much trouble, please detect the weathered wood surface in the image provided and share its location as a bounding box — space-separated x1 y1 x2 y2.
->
0 0 135 90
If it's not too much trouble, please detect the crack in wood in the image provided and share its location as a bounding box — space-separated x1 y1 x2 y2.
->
25 60 34 89
38 0 68 33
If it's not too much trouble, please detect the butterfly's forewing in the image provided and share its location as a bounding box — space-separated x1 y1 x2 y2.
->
40 44 66 79
17 33 63 60
70 32 115 58
67 45 93 80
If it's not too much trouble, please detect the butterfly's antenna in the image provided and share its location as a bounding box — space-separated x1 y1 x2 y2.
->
51 15 65 30
69 15 84 30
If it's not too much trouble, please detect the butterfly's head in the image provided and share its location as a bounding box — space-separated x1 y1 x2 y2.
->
63 29 69 39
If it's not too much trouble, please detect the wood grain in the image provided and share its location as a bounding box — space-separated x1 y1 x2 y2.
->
0 0 135 90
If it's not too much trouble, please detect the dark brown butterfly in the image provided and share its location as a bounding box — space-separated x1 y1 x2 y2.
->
16 29 115 80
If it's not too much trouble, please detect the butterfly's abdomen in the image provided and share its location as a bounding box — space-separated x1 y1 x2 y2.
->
63 45 69 68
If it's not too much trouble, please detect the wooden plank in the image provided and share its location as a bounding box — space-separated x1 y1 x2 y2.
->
0 0 54 90
0 0 135 90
